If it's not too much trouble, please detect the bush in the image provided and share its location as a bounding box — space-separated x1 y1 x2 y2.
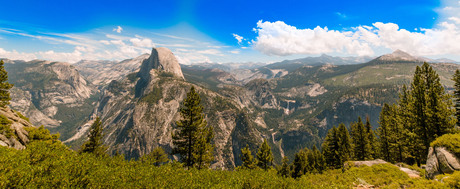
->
0 114 13 138
431 133 460 157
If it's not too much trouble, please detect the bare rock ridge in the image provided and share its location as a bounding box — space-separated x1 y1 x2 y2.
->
138 47 184 81
376 49 425 62
0 107 34 149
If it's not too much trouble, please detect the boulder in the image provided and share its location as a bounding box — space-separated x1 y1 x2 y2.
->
426 146 460 179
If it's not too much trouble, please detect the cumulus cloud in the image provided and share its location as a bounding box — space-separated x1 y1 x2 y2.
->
232 33 244 44
113 26 123 33
252 20 374 56
251 19 460 57
130 37 154 48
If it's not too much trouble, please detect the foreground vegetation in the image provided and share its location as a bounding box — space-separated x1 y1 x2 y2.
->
0 139 452 188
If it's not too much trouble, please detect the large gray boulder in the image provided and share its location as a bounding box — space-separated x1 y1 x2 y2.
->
426 146 460 179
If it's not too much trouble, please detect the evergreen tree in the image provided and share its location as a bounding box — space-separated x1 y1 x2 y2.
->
322 126 340 168
350 117 370 160
410 63 455 163
377 104 392 162
256 139 273 170
193 125 214 169
0 60 13 108
337 123 352 166
292 149 308 178
240 144 256 169
172 86 214 169
322 124 352 169
452 69 460 126
140 147 169 166
365 116 377 159
80 117 107 156
278 156 291 178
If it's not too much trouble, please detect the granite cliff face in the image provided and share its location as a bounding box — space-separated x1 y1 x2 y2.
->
5 60 97 140
75 54 149 87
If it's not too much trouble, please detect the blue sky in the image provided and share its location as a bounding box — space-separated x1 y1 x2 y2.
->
0 0 459 64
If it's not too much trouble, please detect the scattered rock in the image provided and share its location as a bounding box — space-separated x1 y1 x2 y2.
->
0 107 35 149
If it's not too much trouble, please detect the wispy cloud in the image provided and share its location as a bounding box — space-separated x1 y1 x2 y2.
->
232 33 244 44
113 26 123 33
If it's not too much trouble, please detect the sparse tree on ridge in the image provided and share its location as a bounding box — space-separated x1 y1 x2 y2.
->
256 139 273 171
172 86 214 169
80 117 107 156
240 144 256 169
0 60 13 108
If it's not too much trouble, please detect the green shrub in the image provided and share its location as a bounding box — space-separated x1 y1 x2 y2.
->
431 133 460 157
13 110 30 122
0 114 13 138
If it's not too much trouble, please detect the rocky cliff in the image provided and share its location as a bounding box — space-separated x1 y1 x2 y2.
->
75 54 149 87
5 60 97 140
0 107 34 149
66 47 262 168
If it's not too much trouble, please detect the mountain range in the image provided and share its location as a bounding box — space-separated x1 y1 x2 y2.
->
3 49 460 168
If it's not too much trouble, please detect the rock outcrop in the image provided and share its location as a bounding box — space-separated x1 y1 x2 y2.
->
139 47 184 81
0 107 34 149
426 147 460 179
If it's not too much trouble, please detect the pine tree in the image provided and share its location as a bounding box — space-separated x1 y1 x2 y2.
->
256 139 273 170
140 147 169 166
292 149 308 178
193 126 214 169
322 126 340 168
278 156 291 178
410 63 455 162
0 60 13 108
350 117 370 160
337 123 352 166
172 86 214 169
365 116 377 159
452 69 460 126
80 117 107 156
378 104 392 162
240 144 256 169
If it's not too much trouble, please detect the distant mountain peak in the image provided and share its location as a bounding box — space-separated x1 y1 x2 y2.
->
376 50 423 62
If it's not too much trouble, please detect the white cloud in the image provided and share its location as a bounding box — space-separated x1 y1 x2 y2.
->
196 49 222 55
252 20 374 56
232 33 244 44
130 37 154 48
229 50 240 54
113 26 123 33
251 19 460 57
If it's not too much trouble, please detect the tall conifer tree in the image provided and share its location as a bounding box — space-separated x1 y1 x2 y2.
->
256 139 273 170
0 60 13 108
172 86 214 169
452 69 460 126
80 117 107 156
350 117 370 160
